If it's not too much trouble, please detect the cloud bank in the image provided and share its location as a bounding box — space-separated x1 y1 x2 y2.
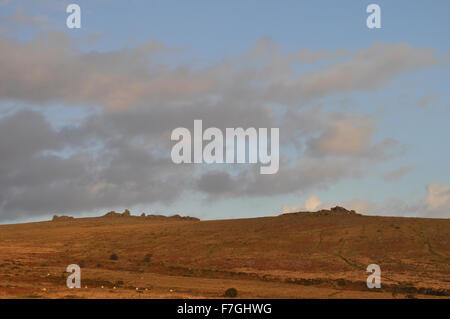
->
0 32 444 221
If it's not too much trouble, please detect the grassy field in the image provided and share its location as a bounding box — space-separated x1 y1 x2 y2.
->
0 209 449 299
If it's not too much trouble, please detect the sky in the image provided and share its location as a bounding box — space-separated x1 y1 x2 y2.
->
0 0 449 223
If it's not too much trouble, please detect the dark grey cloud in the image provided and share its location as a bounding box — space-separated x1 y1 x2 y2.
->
0 109 192 221
194 157 363 200
0 109 61 170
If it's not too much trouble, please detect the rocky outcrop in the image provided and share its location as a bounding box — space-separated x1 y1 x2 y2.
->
103 211 121 218
52 215 75 221
101 210 200 221
103 209 131 218
167 214 200 221
279 206 362 217
141 213 200 221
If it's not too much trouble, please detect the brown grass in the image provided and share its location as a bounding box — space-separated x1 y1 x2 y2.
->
0 213 448 299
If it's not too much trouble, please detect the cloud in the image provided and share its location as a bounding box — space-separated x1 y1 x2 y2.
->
0 7 51 35
282 195 328 213
382 165 415 182
0 109 193 221
300 183 450 218
308 121 372 156
266 42 439 103
0 110 62 170
288 48 349 64
0 32 194 109
196 170 236 198
0 35 441 110
195 156 366 201
304 195 323 211
0 107 395 221
306 116 396 159
425 183 450 215
0 33 443 221
7 7 49 28
376 184 450 218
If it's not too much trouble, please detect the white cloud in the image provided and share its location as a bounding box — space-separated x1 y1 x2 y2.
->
425 183 450 213
305 195 323 211
282 195 329 213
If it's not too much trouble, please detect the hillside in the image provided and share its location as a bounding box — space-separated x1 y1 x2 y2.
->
0 208 449 299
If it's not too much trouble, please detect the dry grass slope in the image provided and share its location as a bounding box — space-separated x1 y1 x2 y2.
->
0 208 448 299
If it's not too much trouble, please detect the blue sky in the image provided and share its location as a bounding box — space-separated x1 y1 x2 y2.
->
0 1 449 223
